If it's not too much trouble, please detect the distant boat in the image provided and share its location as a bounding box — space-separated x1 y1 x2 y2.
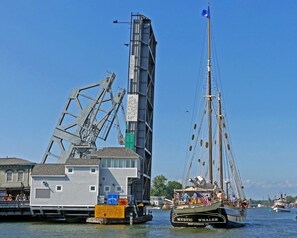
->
162 198 173 210
162 204 171 211
170 5 248 229
271 194 290 212
149 206 161 210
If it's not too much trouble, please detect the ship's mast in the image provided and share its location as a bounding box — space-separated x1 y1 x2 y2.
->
218 91 223 189
207 6 213 184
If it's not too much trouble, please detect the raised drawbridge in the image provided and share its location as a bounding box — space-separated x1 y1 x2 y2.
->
41 72 125 164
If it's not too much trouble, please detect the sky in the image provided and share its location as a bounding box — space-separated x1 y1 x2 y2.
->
1 0 297 200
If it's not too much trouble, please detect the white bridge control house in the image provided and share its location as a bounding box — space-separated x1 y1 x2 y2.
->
30 147 142 219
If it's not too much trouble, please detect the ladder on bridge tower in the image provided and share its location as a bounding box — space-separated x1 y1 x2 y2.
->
41 72 126 164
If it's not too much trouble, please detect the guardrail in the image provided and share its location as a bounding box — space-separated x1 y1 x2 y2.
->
0 200 30 208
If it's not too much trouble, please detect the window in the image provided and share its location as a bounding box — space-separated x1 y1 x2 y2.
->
6 170 13 182
116 186 122 192
102 177 106 181
35 189 51 199
101 159 107 168
17 170 24 182
114 159 119 168
56 185 63 192
101 158 136 168
104 186 110 193
90 168 96 174
90 185 96 192
66 168 74 174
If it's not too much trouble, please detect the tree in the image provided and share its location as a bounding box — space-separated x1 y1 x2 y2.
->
167 180 182 198
151 175 182 199
286 195 296 203
151 175 168 197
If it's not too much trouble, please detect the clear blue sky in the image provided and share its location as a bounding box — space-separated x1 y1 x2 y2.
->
1 0 297 200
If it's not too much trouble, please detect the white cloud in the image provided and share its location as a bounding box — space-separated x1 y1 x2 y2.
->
243 179 297 199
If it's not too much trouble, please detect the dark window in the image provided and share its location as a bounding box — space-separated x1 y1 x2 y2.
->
6 170 13 182
91 168 96 173
56 185 62 192
17 170 24 182
90 186 96 192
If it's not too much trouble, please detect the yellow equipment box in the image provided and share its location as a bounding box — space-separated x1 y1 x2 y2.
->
95 205 125 219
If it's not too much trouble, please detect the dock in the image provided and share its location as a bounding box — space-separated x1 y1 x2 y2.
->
86 214 153 225
0 200 32 220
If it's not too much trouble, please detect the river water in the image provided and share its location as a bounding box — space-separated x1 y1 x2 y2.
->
0 208 296 238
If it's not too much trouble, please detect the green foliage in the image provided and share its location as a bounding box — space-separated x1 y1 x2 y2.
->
167 180 182 197
249 195 297 207
286 195 296 203
151 175 168 197
151 175 182 199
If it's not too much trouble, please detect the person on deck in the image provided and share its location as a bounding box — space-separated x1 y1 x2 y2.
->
7 194 12 201
231 194 237 205
192 192 198 204
217 191 224 202
183 193 189 204
172 192 180 205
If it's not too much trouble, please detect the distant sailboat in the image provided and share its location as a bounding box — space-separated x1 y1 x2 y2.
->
170 5 248 228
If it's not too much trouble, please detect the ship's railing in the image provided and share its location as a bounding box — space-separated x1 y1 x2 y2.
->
0 200 30 208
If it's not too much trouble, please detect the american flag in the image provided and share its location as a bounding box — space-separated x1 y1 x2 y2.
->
196 193 211 206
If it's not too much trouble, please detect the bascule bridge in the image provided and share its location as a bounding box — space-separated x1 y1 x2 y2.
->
40 14 157 205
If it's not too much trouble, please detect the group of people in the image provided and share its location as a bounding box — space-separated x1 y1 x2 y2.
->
172 190 239 206
172 191 211 205
2 193 28 201
2 194 13 201
172 190 249 209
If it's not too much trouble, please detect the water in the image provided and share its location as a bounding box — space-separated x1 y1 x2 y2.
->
0 208 296 238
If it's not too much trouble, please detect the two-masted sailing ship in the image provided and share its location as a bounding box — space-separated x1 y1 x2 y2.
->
170 6 248 228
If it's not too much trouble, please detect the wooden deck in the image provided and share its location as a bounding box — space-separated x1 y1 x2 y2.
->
0 200 31 218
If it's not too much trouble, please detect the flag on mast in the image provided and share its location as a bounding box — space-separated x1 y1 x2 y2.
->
201 7 210 19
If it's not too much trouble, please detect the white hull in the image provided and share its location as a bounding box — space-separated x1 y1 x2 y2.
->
272 207 290 212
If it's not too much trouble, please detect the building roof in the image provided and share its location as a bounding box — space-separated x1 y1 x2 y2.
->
31 158 100 176
91 147 141 159
31 148 138 176
0 157 36 166
31 164 65 176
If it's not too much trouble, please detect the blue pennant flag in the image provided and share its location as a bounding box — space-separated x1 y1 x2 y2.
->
201 7 210 18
